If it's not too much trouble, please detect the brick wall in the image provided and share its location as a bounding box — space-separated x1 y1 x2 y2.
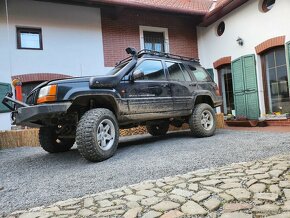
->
101 8 199 67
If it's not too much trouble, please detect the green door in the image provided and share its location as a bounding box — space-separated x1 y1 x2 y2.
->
231 55 260 119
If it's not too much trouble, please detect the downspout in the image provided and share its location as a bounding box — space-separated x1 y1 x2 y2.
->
4 0 12 79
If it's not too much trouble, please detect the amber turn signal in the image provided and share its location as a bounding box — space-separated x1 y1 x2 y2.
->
37 85 57 104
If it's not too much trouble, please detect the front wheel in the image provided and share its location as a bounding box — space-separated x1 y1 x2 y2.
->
39 127 75 153
189 103 216 137
76 108 119 162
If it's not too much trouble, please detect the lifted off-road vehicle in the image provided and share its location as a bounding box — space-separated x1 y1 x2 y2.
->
3 48 222 162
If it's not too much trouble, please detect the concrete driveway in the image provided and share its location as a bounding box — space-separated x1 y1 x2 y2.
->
1 129 290 216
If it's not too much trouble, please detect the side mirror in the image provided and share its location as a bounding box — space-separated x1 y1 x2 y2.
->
132 70 144 81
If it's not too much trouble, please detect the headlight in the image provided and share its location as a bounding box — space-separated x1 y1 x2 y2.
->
37 85 57 104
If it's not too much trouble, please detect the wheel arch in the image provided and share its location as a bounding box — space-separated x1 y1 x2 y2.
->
193 95 214 108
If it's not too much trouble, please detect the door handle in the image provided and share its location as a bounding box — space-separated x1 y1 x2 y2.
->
189 83 197 86
161 84 169 88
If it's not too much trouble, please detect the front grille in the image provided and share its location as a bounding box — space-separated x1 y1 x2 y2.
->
26 90 38 105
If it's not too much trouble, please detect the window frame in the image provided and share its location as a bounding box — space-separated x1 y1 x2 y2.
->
132 58 167 81
139 26 169 53
16 27 43 50
165 61 192 82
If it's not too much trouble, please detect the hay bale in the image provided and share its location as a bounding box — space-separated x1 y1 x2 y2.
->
0 129 40 149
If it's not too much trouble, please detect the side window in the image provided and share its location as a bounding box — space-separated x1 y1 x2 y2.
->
166 62 191 82
188 65 211 82
135 60 165 81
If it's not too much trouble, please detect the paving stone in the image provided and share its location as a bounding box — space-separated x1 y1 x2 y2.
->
181 201 207 215
151 201 180 211
269 185 281 195
98 199 113 207
219 193 234 202
171 189 193 197
93 194 114 201
156 181 166 187
123 207 142 218
203 186 223 193
246 168 269 175
227 173 246 177
269 170 284 178
97 210 125 217
203 198 221 211
160 210 184 218
142 210 162 218
162 185 174 191
112 191 125 197
245 179 258 187
126 201 140 209
98 205 124 212
220 183 241 189
266 212 290 218
191 190 211 202
19 212 51 218
123 188 134 195
226 188 251 200
254 173 270 180
188 177 206 183
169 195 186 204
78 208 95 216
279 181 290 188
131 183 155 191
123 195 145 202
136 190 156 197
284 189 290 199
55 210 77 215
188 183 198 191
222 178 241 183
281 200 290 211
260 179 279 185
43 206 60 212
223 203 253 213
112 199 127 205
248 183 266 193
220 212 252 218
252 204 280 213
140 197 161 206
56 199 81 207
200 179 222 186
254 193 278 201
176 183 187 189
83 197 94 208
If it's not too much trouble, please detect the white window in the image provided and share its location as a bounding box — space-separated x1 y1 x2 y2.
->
139 26 169 53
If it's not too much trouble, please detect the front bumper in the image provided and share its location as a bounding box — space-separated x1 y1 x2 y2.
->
14 102 72 127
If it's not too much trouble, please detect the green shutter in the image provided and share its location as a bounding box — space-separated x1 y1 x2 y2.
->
243 55 260 119
206 68 214 80
231 55 260 119
232 58 247 118
0 82 12 113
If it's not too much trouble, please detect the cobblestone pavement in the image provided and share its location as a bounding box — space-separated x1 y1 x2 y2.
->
7 154 290 218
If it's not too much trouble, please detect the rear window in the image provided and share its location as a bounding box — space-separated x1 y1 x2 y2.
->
166 62 191 82
188 65 211 82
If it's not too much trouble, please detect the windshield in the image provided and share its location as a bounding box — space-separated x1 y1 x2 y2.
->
105 62 128 76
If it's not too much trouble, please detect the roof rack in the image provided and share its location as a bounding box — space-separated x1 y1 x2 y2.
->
138 49 200 62
116 49 200 66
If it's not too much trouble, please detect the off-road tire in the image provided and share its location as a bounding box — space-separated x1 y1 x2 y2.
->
39 127 75 153
189 103 216 138
146 121 169 136
76 108 119 162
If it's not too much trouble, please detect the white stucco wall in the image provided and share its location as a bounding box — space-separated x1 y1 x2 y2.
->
0 0 107 130
197 0 290 115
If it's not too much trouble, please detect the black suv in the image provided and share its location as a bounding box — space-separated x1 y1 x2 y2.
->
3 48 222 162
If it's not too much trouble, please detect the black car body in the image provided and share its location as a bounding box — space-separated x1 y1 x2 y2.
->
3 48 222 162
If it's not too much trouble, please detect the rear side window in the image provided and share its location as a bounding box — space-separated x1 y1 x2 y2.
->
166 62 191 82
188 65 211 82
135 60 166 81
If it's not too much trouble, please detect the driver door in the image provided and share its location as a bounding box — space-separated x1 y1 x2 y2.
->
123 59 173 116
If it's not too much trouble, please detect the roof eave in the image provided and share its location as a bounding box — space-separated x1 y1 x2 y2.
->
200 0 249 27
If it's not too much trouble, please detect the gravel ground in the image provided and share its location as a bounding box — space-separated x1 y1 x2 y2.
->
1 129 290 216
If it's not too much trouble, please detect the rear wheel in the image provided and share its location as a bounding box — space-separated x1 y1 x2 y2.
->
39 127 75 153
76 108 119 162
146 121 169 136
189 103 216 137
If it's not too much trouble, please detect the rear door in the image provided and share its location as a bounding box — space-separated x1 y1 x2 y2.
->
124 59 173 114
165 61 194 111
